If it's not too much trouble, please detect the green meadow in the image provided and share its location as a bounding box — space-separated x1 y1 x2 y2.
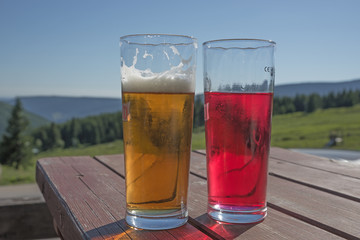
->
271 104 360 150
192 104 360 151
0 140 124 185
1 104 359 185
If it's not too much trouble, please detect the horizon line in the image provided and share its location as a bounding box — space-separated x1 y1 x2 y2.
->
1 78 359 99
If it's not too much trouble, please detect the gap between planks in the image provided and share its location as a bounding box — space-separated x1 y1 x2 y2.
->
194 150 360 203
267 203 360 240
271 156 360 180
268 172 360 203
94 152 360 240
93 155 224 240
188 151 360 239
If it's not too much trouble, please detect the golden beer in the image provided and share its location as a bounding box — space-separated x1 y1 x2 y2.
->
120 33 196 229
122 92 194 214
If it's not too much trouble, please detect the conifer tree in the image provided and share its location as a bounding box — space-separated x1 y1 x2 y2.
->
47 122 64 149
0 98 32 169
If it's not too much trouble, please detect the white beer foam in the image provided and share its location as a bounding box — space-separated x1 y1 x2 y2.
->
122 65 194 93
121 48 195 93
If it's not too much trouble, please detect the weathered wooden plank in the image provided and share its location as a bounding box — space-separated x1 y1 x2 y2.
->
94 155 124 178
96 154 343 239
37 158 90 240
269 157 360 201
188 174 344 240
268 175 360 238
270 147 360 179
194 149 360 201
268 176 360 238
193 149 206 155
190 209 343 240
37 156 211 240
187 151 360 239
195 149 360 198
189 152 207 178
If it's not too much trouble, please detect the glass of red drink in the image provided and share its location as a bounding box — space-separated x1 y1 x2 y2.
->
203 39 276 224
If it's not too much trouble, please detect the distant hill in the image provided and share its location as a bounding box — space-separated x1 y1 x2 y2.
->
194 79 360 101
6 96 122 123
2 79 359 124
274 79 360 97
0 101 50 137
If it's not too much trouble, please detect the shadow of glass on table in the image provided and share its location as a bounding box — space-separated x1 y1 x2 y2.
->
191 213 259 239
84 219 129 239
84 218 214 240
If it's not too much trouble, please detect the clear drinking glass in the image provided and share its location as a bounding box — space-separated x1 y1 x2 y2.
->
120 34 197 230
203 39 276 224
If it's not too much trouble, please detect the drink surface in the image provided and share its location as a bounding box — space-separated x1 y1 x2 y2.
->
123 92 194 213
205 92 273 210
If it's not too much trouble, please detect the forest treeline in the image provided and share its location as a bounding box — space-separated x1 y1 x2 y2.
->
273 89 360 114
32 112 123 151
2 89 358 169
31 89 360 151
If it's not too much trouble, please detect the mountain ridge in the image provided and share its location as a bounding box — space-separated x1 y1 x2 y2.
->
6 96 122 123
274 79 360 97
0 101 50 138
2 79 360 124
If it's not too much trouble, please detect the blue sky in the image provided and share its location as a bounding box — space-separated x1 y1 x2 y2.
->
1 0 360 98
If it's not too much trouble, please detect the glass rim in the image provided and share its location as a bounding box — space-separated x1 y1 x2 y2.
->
120 34 197 46
203 38 276 49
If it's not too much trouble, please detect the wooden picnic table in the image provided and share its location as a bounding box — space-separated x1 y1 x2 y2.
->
36 147 360 240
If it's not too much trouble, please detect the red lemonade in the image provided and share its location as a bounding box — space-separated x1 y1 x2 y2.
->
205 92 273 213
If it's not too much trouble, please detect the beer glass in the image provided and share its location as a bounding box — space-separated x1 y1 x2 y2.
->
203 39 275 223
120 34 197 230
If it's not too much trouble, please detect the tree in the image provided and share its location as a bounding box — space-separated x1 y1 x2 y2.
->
272 97 282 115
322 92 336 109
193 96 204 128
337 90 354 107
62 118 80 148
47 123 64 149
33 127 48 151
306 93 322 113
0 98 32 169
281 97 296 113
294 94 306 112
353 90 360 104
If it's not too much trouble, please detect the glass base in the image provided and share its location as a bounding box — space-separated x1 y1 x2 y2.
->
208 204 267 224
126 208 188 230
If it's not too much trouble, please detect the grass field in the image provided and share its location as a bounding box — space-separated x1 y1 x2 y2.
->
271 104 360 150
192 104 360 151
1 104 359 185
0 140 124 185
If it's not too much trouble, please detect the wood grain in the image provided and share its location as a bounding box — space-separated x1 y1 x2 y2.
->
96 153 343 239
188 151 360 239
269 158 360 202
35 149 360 240
36 156 211 240
270 147 360 179
268 176 360 238
194 149 360 201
